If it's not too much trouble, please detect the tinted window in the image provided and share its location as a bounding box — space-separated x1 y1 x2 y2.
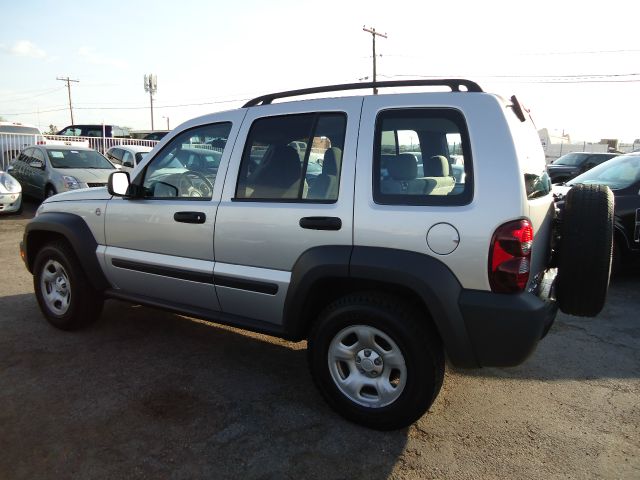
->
236 113 347 201
141 122 231 199
107 148 124 165
0 126 40 134
122 151 134 167
374 109 473 206
46 149 115 169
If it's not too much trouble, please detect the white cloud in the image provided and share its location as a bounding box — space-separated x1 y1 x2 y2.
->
78 46 127 69
0 40 47 59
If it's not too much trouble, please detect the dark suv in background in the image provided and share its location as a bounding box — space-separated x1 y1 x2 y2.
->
546 152 618 183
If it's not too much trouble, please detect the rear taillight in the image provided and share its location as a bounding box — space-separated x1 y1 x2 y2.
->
489 219 533 293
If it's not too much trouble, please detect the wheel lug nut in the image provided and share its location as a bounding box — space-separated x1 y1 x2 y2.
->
371 371 377 376
374 358 382 366
364 350 371 357
355 357 361 363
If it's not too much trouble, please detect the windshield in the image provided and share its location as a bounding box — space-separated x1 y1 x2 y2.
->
568 154 640 190
552 152 587 166
46 149 115 169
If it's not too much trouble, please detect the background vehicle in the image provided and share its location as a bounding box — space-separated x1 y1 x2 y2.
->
0 169 22 214
20 80 613 430
10 145 116 199
0 122 45 171
105 145 153 173
554 152 640 271
547 152 618 183
57 124 130 138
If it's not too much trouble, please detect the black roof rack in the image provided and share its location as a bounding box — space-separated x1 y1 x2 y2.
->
243 79 483 107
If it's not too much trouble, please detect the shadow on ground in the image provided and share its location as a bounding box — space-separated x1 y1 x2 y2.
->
0 295 409 479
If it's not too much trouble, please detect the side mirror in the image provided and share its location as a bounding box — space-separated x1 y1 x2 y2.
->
108 171 131 196
29 160 44 169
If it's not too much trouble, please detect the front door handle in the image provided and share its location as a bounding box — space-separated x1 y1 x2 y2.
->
299 216 342 231
174 211 206 224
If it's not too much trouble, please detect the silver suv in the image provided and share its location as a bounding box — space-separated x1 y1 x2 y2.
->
20 80 614 430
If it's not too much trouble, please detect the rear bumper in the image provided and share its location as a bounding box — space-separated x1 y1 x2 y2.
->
458 270 557 367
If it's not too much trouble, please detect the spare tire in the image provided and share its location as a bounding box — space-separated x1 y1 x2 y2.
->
556 184 614 317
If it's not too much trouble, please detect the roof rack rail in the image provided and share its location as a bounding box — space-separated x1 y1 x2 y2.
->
243 79 483 107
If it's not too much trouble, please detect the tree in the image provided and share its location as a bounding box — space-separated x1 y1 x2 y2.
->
44 124 58 135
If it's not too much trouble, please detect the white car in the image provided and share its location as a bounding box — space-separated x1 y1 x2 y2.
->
105 145 152 173
0 170 23 214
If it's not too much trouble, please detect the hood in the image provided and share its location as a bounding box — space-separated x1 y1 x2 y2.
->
57 168 115 183
44 186 112 203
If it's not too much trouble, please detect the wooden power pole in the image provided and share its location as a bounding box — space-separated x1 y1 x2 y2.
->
362 26 387 94
56 76 79 124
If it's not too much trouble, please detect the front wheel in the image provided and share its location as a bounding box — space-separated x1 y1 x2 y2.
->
33 241 103 330
308 293 444 430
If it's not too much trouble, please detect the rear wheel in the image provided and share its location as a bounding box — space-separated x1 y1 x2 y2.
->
33 241 103 330
308 292 444 430
557 184 614 317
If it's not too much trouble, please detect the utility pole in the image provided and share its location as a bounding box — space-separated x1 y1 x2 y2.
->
144 74 157 130
362 26 387 94
56 76 79 124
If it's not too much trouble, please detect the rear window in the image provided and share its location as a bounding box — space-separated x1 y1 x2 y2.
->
0 126 40 134
374 108 473 206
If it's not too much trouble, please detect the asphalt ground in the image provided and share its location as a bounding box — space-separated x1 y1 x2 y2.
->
0 198 638 479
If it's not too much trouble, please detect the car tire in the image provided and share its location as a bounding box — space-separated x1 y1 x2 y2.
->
33 241 104 331
557 184 614 317
45 186 57 198
13 196 23 215
307 292 445 431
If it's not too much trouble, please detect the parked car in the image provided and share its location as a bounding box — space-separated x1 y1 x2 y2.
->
10 145 116 199
553 152 640 271
547 152 618 183
142 131 169 141
20 79 613 430
0 169 22 214
105 145 153 173
0 121 45 170
57 124 130 138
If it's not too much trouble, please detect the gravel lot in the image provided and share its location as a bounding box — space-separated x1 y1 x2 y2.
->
0 200 638 479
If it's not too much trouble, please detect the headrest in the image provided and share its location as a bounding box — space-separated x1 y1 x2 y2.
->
388 153 417 180
323 147 342 175
269 145 301 183
425 155 450 177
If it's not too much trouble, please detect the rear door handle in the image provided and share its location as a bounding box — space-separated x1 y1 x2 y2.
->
174 211 206 224
299 216 342 231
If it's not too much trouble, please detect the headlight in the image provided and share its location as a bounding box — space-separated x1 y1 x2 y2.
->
63 175 81 189
0 173 21 193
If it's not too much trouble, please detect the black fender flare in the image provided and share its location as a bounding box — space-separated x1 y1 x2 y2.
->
23 212 110 291
283 246 477 368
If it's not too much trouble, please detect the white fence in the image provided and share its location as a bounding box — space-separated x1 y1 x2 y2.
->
0 133 159 171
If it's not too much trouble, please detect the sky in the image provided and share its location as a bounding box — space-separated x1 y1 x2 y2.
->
1 0 639 142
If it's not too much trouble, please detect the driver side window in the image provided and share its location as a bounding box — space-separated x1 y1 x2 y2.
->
141 122 231 199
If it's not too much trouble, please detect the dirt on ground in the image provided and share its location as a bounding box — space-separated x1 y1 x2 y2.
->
0 200 638 479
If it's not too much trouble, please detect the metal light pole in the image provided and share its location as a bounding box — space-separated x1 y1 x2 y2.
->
163 116 170 130
362 26 387 94
144 74 157 130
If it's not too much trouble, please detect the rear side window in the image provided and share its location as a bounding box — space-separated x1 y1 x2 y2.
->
374 109 473 206
235 112 347 202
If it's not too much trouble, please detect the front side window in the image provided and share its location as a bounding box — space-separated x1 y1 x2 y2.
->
374 109 473 206
141 122 231 199
235 113 347 202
